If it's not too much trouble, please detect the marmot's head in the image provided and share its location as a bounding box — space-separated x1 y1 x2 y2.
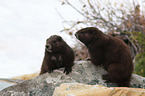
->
45 35 67 53
75 27 103 47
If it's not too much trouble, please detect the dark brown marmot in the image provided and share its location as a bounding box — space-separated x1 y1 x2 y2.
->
40 35 75 75
75 27 133 87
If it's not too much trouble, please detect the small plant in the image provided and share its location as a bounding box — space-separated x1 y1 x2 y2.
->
130 32 145 76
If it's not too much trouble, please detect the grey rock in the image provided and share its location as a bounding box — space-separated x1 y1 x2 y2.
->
0 78 24 84
0 81 15 91
0 61 145 96
0 78 24 91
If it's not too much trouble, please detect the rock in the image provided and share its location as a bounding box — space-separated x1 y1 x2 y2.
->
12 73 39 80
53 83 145 96
0 81 15 91
0 61 145 95
0 78 24 91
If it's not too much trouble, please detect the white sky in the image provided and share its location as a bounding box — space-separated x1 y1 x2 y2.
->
0 0 143 78
0 0 83 78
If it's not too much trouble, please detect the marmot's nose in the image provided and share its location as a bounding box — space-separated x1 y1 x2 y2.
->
45 44 52 52
45 44 51 49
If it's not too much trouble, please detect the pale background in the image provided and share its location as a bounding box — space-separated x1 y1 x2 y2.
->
0 0 143 78
0 0 83 78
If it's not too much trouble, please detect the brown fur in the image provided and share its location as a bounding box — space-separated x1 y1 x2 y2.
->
40 35 75 75
75 27 133 87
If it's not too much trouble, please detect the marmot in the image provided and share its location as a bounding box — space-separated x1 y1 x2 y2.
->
40 35 75 75
75 27 133 87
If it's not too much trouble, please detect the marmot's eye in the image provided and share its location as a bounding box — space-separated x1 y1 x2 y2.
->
58 37 62 41
89 31 94 34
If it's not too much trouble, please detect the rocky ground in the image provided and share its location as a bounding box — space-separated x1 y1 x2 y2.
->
0 61 145 96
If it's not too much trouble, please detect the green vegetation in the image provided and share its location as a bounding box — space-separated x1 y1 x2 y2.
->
130 32 145 76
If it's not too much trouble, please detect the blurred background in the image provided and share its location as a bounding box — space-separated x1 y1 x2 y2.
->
0 0 84 78
0 0 144 78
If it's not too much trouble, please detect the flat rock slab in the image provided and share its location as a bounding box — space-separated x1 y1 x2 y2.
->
0 78 24 91
53 83 145 96
0 81 15 91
